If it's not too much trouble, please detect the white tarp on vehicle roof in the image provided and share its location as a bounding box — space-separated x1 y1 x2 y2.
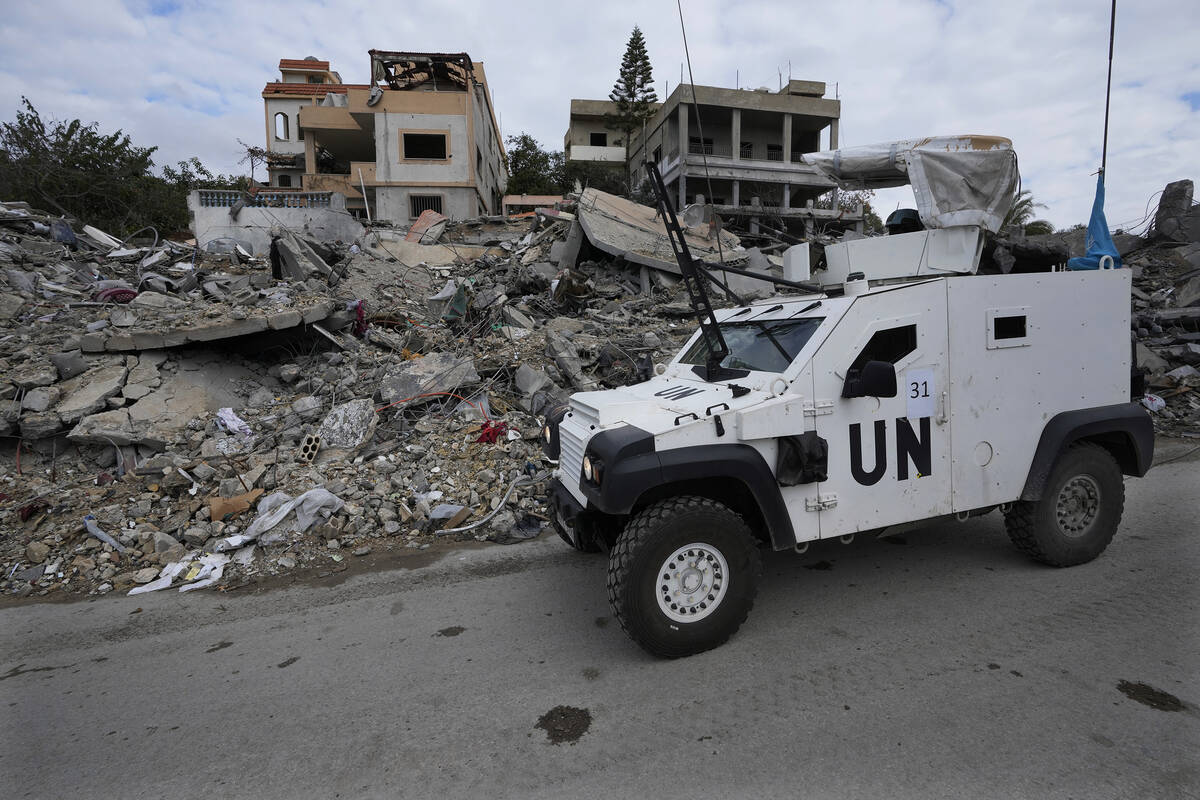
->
800 135 1020 234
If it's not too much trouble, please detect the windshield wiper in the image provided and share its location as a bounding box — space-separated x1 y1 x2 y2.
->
787 300 822 318
747 303 783 320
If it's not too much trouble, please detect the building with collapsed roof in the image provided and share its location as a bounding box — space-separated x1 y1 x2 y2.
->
567 80 861 235
261 51 508 222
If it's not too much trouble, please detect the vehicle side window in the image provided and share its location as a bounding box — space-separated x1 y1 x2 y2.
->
848 324 917 373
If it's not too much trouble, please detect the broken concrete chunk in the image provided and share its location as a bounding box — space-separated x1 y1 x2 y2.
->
21 386 62 413
316 398 377 450
1155 180 1194 242
67 409 135 446
379 353 480 405
545 316 585 335
290 396 324 421
514 365 553 396
55 364 128 424
0 293 24 320
131 291 189 310
1165 365 1199 382
1175 275 1200 308
545 332 592 390
502 306 536 330
26 541 50 564
474 285 507 309
11 362 58 389
271 227 332 280
1137 343 1171 375
50 350 88 381
18 411 63 439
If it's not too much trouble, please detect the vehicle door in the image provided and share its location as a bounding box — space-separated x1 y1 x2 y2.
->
810 281 952 536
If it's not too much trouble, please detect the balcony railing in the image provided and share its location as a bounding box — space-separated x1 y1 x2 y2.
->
197 190 333 208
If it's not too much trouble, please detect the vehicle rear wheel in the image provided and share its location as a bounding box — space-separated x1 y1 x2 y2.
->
1004 442 1124 566
607 496 761 658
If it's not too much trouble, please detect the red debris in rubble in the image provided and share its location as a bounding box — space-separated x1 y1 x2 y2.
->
95 287 137 304
18 499 49 522
474 421 509 444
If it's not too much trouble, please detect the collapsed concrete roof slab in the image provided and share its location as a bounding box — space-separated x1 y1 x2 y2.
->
78 300 337 353
574 188 743 275
363 231 502 266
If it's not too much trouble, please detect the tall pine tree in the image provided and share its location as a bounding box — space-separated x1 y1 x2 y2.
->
606 26 657 161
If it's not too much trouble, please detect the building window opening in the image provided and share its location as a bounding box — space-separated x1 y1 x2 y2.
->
740 141 754 158
274 112 289 140
590 132 608 147
689 136 714 155
403 133 448 160
410 195 443 217
297 116 304 140
307 75 322 84
277 174 293 187
767 144 784 161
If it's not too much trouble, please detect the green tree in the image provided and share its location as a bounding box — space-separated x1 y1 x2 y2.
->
504 133 564 195
606 26 658 161
1003 189 1054 235
0 97 157 232
0 99 243 235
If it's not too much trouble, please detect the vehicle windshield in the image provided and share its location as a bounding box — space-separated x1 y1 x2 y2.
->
679 317 825 373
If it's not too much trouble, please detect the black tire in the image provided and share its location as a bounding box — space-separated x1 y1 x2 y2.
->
607 496 761 658
1004 442 1124 566
555 522 602 553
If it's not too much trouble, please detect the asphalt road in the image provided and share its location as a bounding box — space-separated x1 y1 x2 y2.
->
3 457 1199 799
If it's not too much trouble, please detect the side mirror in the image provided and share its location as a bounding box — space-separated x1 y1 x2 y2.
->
842 360 898 398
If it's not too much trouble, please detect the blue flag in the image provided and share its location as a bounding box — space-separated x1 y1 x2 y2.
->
1067 173 1122 270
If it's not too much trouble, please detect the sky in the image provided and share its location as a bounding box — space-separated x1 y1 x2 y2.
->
0 0 1196 230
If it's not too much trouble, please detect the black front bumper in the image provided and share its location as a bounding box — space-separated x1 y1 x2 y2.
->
549 478 589 548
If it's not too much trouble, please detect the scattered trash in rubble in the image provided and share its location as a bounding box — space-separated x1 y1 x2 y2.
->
3 177 1197 601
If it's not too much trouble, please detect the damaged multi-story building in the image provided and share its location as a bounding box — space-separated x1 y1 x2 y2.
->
567 80 860 235
261 51 508 221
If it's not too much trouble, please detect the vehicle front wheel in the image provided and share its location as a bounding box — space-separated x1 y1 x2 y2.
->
1004 442 1125 566
607 496 761 658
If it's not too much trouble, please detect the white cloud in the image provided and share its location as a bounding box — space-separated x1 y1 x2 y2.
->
0 0 1195 229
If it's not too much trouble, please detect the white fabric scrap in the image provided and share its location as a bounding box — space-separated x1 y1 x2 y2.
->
126 553 232 595
212 488 343 552
217 407 253 437
128 561 188 596
179 553 231 592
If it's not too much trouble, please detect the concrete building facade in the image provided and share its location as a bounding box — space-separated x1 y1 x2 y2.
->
622 81 860 233
563 99 654 165
261 51 507 221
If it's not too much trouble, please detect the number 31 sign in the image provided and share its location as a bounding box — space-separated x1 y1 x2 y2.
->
904 367 935 419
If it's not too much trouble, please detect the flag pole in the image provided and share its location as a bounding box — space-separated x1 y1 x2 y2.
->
1100 0 1116 181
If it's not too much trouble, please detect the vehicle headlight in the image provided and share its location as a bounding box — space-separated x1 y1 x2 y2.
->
582 455 594 481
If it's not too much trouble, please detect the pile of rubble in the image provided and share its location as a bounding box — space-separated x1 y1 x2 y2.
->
1 191 754 599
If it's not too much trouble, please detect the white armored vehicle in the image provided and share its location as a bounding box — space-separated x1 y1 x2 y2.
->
544 136 1153 658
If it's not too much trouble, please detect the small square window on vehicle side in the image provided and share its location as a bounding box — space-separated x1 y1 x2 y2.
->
986 306 1030 349
994 315 1026 340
